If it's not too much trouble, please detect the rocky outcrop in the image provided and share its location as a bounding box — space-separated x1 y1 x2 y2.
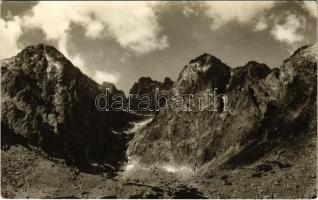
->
1 44 130 168
127 44 317 169
129 77 173 112
174 53 231 94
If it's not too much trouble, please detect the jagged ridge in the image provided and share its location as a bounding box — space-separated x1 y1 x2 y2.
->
127 44 317 170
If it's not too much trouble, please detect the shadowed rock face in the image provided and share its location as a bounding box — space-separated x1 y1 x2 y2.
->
1 44 130 168
127 44 317 169
129 77 173 112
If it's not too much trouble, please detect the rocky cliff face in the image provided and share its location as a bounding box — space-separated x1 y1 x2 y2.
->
174 53 231 95
129 77 173 112
127 44 317 169
1 44 130 168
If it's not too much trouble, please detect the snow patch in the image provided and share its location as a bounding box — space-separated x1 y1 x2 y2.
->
161 165 194 174
124 159 138 171
201 65 210 72
45 52 62 75
123 157 149 173
124 117 153 134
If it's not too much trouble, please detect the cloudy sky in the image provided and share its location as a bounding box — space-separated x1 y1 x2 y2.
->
1 1 317 93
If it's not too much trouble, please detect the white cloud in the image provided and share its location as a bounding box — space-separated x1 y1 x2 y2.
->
302 1 317 18
182 3 199 18
93 70 119 84
203 1 276 30
71 55 86 72
21 1 168 55
71 54 119 84
1 1 169 84
254 17 268 31
270 14 305 45
0 17 22 59
85 21 104 38
199 2 309 51
85 2 168 54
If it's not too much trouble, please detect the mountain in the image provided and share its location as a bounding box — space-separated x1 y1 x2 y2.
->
1 44 131 168
129 77 173 112
1 43 316 198
173 53 231 94
127 44 317 170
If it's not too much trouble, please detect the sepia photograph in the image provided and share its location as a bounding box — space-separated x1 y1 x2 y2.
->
0 1 317 199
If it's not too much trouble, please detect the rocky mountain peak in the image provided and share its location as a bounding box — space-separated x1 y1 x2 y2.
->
128 76 173 112
280 44 317 86
137 77 157 85
16 44 71 71
288 43 317 62
130 77 160 94
1 44 130 167
18 43 62 57
189 53 222 66
240 61 270 78
228 61 271 90
163 77 174 89
174 53 231 94
1 44 80 90
100 82 124 96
